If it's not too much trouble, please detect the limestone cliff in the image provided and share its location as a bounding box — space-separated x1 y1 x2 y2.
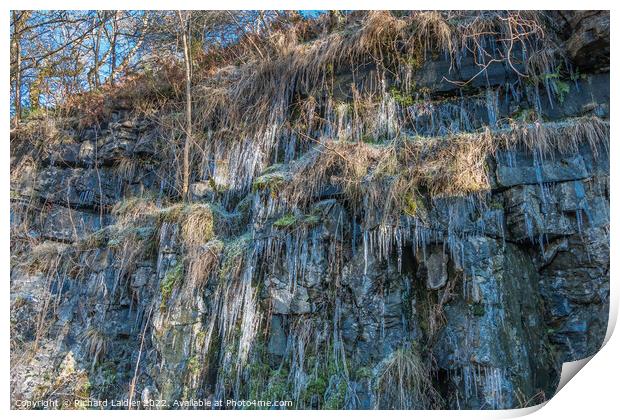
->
10 11 609 410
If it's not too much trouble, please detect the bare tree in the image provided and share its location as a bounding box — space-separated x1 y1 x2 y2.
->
10 11 31 123
8 10 282 128
177 10 193 201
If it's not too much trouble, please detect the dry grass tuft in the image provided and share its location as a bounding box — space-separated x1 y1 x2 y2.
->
186 239 224 289
181 204 215 249
82 326 109 371
158 203 216 250
375 346 442 409
112 195 159 226
20 241 69 275
497 115 609 158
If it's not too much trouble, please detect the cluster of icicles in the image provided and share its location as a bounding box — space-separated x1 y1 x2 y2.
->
149 72 600 405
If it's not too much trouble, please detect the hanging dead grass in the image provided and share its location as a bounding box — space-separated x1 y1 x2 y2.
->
9 11 562 200
20 241 69 275
181 204 215 250
404 130 493 198
189 10 555 142
111 195 159 226
275 116 608 227
82 326 109 371
186 239 224 290
375 346 443 409
408 11 453 57
497 115 609 158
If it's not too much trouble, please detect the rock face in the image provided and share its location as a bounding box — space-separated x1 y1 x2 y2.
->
10 11 609 410
563 11 610 72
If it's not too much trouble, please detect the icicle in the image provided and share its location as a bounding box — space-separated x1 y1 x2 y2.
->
363 230 369 276
486 88 499 128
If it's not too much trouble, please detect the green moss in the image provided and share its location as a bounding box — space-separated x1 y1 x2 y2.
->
403 190 424 217
273 212 322 230
252 170 288 194
247 360 271 403
208 177 218 193
538 71 571 104
471 302 485 317
326 62 334 76
302 213 321 226
248 360 270 379
401 287 414 323
354 366 373 381
264 368 290 402
160 262 183 309
187 356 201 374
308 375 328 396
219 233 252 279
489 199 504 211
273 213 298 228
302 374 328 403
324 377 347 409
99 361 118 389
76 378 92 399
196 330 207 345
389 86 415 107
554 80 570 104
512 107 538 123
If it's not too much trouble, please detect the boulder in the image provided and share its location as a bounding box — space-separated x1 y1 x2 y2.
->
425 250 448 290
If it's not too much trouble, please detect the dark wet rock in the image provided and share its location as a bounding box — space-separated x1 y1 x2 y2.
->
133 131 157 156
564 11 610 72
290 286 312 314
35 166 121 209
98 136 135 163
424 249 448 290
44 143 82 167
41 205 106 242
541 73 610 120
414 55 520 94
270 288 293 314
131 266 153 288
494 152 589 188
434 238 556 409
268 315 287 357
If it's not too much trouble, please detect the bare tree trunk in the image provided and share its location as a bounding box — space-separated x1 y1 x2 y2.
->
178 11 192 201
15 46 22 123
109 11 119 86
12 11 22 124
92 12 105 89
108 13 149 82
